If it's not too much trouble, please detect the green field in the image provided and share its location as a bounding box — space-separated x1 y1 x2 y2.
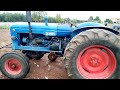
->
0 24 10 29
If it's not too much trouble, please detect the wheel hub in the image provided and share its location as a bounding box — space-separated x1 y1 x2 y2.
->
90 57 101 67
4 59 22 75
11 64 16 69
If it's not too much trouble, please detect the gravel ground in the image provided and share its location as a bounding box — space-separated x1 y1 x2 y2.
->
0 29 68 79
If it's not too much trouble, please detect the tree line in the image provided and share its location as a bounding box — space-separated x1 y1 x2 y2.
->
0 11 113 24
0 13 26 22
88 16 113 24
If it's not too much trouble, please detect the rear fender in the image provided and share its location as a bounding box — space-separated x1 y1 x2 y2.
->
70 27 119 39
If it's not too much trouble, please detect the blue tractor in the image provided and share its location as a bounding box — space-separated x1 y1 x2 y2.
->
1 11 120 79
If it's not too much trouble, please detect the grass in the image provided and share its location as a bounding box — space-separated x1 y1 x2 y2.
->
0 24 10 29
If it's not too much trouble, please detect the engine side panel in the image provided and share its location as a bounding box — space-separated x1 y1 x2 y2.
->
10 22 71 54
10 22 72 37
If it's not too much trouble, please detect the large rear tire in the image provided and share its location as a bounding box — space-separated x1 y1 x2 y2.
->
64 29 120 79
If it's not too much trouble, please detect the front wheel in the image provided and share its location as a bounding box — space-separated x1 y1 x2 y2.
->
64 29 120 79
0 52 30 79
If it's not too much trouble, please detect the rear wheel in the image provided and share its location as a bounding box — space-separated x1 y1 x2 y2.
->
0 52 30 79
64 29 120 79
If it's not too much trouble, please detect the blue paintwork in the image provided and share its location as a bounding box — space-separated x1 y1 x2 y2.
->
70 22 103 38
10 21 119 53
10 22 72 37
77 22 103 29
44 15 48 26
70 22 119 39
10 22 72 53
15 46 62 53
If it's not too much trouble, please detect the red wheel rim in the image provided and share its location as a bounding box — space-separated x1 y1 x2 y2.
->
4 58 22 75
76 45 116 79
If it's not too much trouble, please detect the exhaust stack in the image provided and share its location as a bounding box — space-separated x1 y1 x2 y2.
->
26 11 33 41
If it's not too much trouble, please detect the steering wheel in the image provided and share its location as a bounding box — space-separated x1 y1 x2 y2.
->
64 19 78 27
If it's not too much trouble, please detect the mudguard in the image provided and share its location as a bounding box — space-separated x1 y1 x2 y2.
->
71 22 119 39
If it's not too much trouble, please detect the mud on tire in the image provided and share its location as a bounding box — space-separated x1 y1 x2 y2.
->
64 29 120 79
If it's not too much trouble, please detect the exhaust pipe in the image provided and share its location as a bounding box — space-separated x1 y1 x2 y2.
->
26 11 33 42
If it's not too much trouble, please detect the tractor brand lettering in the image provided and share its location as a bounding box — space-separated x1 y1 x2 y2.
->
45 32 56 36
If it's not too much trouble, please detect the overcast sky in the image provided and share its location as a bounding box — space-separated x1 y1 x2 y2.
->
0 11 120 21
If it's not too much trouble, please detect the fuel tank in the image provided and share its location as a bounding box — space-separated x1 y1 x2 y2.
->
10 22 72 37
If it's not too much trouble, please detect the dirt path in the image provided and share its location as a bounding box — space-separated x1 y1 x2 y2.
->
0 29 68 79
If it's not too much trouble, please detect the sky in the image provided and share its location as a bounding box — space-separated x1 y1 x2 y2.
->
0 11 120 21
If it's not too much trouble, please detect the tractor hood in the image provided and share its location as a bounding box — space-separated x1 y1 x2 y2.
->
10 22 58 29
10 22 72 37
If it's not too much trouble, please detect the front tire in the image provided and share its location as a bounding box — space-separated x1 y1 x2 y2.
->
0 52 30 79
64 29 120 79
